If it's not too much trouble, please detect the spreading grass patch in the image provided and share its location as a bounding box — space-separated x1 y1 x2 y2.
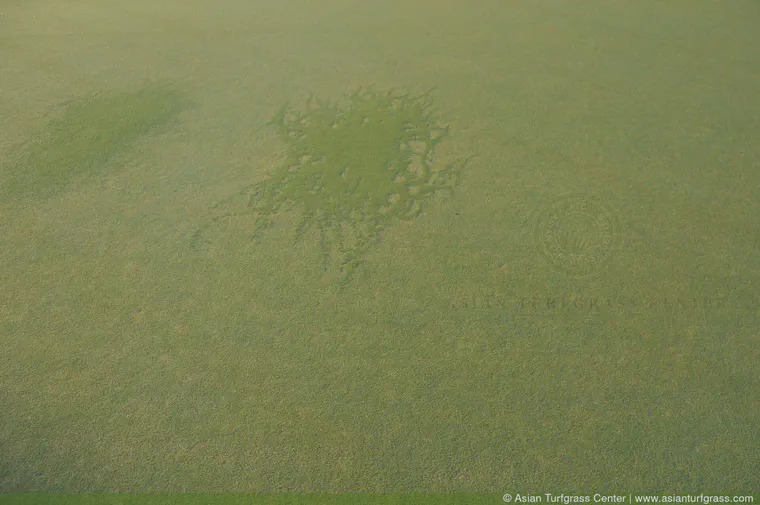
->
193 87 469 286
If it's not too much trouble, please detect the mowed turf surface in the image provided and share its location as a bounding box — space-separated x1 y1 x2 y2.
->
1 0 758 492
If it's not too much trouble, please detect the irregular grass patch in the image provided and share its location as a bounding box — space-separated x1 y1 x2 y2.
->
194 87 470 286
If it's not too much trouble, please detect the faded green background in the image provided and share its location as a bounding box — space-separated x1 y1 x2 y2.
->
1 0 758 493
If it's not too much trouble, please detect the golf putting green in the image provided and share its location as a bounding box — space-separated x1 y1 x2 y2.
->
0 0 757 495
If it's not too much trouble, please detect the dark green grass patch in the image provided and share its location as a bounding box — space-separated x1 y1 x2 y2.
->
1 86 188 202
192 87 470 286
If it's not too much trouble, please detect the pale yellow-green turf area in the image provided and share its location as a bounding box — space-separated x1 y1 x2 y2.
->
1 0 758 493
